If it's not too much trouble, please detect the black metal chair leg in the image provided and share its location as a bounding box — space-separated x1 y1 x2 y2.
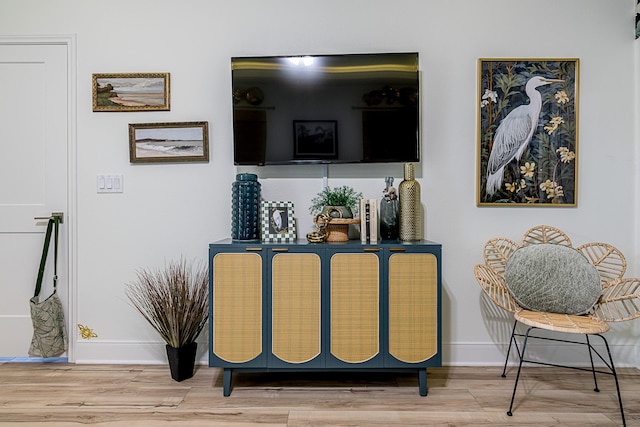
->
507 326 533 416
597 334 626 427
502 320 518 377
585 334 600 392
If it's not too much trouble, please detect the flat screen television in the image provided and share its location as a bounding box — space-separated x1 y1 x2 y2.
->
231 52 420 165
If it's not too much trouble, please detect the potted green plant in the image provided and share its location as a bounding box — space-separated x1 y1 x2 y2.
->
125 258 208 382
309 185 363 218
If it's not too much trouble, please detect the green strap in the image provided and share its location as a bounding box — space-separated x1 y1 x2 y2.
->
33 217 59 298
53 216 59 290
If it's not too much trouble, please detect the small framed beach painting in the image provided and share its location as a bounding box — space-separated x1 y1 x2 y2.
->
261 201 296 243
128 121 209 163
92 72 170 112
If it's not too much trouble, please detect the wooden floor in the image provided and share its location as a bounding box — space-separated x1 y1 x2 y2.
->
0 362 638 426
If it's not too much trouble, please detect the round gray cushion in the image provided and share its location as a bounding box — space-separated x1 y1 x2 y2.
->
504 243 601 315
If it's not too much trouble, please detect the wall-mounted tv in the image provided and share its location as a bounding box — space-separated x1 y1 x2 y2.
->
231 52 419 166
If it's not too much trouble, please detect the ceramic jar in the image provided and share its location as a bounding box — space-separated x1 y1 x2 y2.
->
231 173 261 241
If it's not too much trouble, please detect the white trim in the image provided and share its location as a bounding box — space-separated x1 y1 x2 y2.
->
74 340 209 365
66 34 78 364
443 342 640 368
70 339 640 368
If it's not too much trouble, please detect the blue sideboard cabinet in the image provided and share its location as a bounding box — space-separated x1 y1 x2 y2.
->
208 239 442 396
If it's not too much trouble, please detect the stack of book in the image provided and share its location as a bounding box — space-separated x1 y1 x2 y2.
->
359 199 378 244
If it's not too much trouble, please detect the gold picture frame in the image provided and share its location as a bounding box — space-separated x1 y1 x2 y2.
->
92 72 170 112
477 58 579 207
128 121 209 164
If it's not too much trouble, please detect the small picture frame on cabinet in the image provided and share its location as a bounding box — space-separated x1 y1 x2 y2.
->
261 201 296 243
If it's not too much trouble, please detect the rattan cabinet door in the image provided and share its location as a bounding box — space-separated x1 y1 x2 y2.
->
271 253 322 365
212 252 263 364
388 252 438 363
329 252 381 365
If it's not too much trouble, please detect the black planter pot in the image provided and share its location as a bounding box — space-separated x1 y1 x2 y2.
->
166 342 197 382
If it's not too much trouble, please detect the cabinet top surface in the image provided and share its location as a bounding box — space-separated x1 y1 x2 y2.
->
210 238 441 248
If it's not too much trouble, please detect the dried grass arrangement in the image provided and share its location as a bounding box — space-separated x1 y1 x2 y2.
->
125 258 208 349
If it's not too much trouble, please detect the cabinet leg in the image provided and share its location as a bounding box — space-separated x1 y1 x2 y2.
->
418 369 427 396
223 368 232 397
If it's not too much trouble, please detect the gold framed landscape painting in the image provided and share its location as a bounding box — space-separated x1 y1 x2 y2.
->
92 72 170 111
128 121 209 164
477 58 579 207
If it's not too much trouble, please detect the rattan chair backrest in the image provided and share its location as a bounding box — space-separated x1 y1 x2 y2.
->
576 242 626 287
474 264 520 313
482 238 519 276
521 225 572 247
592 278 640 322
475 225 640 323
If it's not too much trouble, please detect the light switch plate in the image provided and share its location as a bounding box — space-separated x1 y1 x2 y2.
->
97 174 124 193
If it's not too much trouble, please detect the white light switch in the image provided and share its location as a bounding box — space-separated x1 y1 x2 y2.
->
97 174 124 193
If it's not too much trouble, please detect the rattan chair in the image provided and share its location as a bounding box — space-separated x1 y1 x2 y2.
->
474 225 640 427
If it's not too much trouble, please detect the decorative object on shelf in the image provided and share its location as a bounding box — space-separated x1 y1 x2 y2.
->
399 163 421 241
309 185 363 218
92 72 170 112
379 177 399 240
313 207 360 242
306 212 331 243
477 58 579 206
359 199 378 244
125 258 208 382
128 121 209 164
309 185 363 242
232 173 261 241
261 201 296 243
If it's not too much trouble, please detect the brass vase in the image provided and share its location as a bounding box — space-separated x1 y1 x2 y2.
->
398 163 421 241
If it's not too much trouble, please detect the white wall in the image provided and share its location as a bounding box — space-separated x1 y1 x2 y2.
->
0 0 637 365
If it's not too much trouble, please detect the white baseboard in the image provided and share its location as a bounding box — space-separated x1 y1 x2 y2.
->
74 340 209 365
444 341 640 368
71 339 640 368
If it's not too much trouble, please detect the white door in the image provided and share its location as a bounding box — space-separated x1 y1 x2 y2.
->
0 39 71 358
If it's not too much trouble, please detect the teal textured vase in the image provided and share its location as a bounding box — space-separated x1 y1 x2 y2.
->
231 173 261 241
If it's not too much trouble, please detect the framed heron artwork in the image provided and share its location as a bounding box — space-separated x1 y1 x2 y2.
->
477 58 579 207
261 201 296 243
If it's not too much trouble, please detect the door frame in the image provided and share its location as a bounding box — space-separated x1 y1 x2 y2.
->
0 35 77 361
